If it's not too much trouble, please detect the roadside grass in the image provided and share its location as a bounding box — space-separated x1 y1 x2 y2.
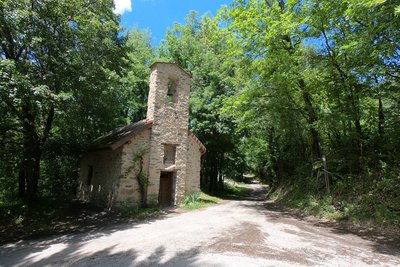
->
181 178 258 210
0 198 160 245
267 179 400 231
221 179 253 199
181 192 221 210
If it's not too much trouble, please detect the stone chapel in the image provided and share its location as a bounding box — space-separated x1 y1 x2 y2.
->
78 62 206 207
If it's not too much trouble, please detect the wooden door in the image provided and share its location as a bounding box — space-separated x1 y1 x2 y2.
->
159 172 173 206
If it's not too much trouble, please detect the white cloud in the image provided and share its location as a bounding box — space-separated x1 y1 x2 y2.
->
114 0 132 15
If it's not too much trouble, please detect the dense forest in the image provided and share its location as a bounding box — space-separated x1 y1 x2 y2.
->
1 0 399 227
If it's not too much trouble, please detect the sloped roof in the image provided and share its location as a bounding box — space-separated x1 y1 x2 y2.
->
88 119 206 155
188 131 207 155
88 119 153 151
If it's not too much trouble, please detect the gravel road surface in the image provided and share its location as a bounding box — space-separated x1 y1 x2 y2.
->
1 184 399 266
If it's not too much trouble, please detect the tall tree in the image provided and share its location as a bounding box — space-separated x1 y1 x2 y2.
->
0 0 125 199
223 0 400 183
223 0 325 181
159 12 245 192
120 28 154 123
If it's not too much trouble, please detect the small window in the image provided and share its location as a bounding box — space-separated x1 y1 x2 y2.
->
163 145 176 165
86 165 93 186
167 78 178 103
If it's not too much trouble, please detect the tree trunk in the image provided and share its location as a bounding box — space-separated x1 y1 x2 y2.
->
322 155 330 194
22 135 41 201
21 103 41 201
217 153 224 192
300 80 322 159
347 85 363 160
209 164 218 193
218 172 224 192
355 118 362 153
378 96 385 138
18 164 26 198
267 126 278 179
25 149 41 201
271 0 323 160
201 150 221 194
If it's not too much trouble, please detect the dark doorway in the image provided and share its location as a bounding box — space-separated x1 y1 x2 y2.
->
159 172 174 206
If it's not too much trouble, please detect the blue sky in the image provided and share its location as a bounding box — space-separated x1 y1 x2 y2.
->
115 0 232 46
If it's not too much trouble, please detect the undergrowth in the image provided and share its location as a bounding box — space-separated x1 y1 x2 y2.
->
0 198 160 244
221 180 252 199
267 169 400 230
181 192 221 210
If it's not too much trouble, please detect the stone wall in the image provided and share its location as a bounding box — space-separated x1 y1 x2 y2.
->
78 147 123 207
116 129 151 205
185 137 202 194
146 63 191 205
78 62 204 208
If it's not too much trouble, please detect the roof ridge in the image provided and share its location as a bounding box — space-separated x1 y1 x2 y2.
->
87 119 205 155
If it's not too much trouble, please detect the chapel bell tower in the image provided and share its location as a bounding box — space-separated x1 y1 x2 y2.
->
146 62 192 205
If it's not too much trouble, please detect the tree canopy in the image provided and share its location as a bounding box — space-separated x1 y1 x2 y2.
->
0 0 399 227
0 0 153 200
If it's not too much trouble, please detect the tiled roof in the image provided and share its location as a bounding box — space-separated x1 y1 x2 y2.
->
88 119 153 151
87 119 206 155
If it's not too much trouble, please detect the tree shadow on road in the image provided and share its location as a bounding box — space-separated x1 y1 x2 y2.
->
219 182 268 201
1 232 202 267
0 200 166 246
0 209 187 267
70 246 202 267
2 241 202 267
241 199 400 258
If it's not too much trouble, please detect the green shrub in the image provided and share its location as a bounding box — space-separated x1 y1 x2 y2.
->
181 192 220 210
184 192 201 205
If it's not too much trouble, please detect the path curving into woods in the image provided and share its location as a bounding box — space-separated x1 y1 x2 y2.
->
1 183 399 266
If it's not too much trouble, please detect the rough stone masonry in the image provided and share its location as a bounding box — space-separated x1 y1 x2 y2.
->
78 62 206 208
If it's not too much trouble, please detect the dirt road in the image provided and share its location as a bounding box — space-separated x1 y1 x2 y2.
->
1 184 399 266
